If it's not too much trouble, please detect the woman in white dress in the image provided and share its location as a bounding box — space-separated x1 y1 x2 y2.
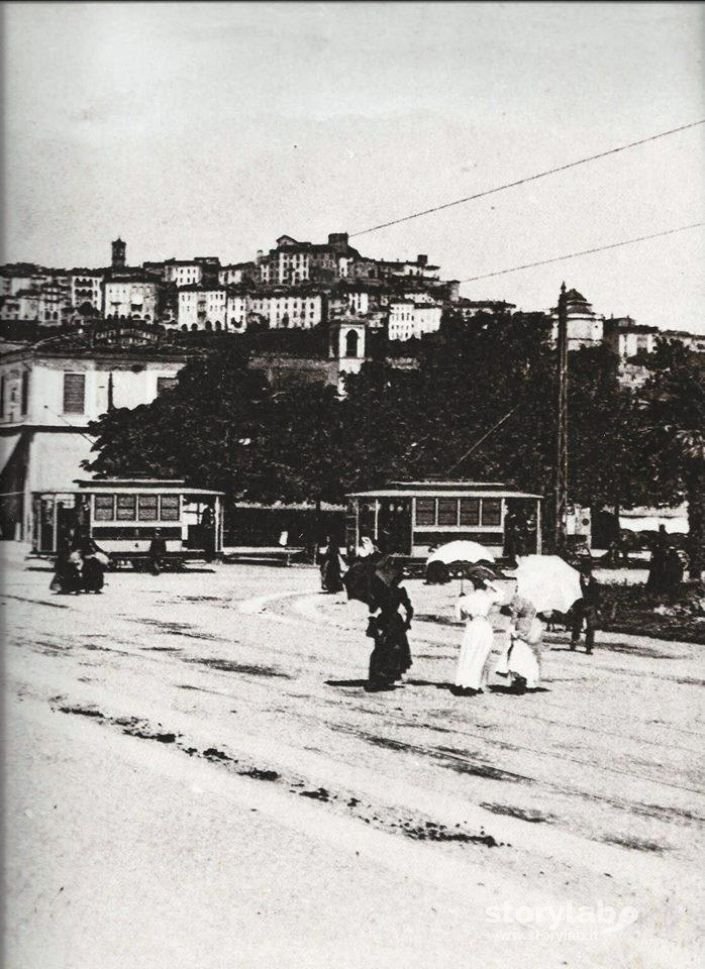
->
453 573 502 696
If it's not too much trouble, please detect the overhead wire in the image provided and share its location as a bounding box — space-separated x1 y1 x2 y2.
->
458 222 705 283
349 119 705 237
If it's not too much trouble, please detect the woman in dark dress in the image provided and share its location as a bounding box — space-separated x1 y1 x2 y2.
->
320 538 345 593
81 538 108 593
365 556 414 692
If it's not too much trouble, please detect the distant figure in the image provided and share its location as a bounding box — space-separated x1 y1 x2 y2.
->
646 525 669 594
571 560 600 654
662 547 685 596
200 505 216 562
81 538 108 593
320 537 346 594
149 529 167 575
365 556 413 692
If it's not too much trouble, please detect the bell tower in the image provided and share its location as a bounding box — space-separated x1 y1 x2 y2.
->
111 238 126 269
328 319 366 396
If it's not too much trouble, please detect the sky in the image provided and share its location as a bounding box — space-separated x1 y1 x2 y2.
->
3 1 704 331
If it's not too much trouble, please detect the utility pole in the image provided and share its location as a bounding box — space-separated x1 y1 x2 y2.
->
554 282 569 552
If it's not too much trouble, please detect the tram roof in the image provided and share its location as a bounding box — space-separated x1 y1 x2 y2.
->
72 478 225 496
347 481 542 500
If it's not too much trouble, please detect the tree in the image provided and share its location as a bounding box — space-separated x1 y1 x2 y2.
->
638 341 705 579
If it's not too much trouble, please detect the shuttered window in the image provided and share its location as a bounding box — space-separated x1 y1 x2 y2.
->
459 498 480 526
437 498 458 526
94 495 115 521
160 495 180 521
116 494 136 520
415 498 435 526
63 373 85 414
481 498 502 527
138 495 158 521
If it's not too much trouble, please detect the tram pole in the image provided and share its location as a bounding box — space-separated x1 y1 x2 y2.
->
554 282 569 553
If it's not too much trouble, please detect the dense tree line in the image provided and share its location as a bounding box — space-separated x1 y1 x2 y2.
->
84 314 705 577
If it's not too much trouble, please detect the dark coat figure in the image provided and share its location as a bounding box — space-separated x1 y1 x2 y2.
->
571 565 600 653
51 542 83 594
81 539 107 593
320 539 345 593
365 559 414 692
200 505 216 562
149 531 167 575
662 547 684 596
646 526 669 593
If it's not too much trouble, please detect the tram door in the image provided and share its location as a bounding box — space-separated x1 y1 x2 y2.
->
378 499 412 555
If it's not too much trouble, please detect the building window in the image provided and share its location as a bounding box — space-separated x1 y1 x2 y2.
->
94 495 115 521
20 370 30 415
415 498 435 526
160 495 180 520
437 498 458 526
481 498 502 527
459 498 480 526
116 494 137 520
157 376 177 395
138 494 158 521
63 373 85 414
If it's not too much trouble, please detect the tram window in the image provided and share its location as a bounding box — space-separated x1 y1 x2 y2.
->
438 498 458 526
415 499 435 526
481 498 501 526
138 494 158 521
160 495 180 520
94 495 115 521
116 494 137 520
459 499 480 526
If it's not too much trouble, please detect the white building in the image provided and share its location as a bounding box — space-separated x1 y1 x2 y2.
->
164 261 204 288
388 300 443 341
0 333 190 541
552 288 604 349
247 292 323 329
104 277 158 321
70 270 105 313
177 287 228 329
218 263 255 286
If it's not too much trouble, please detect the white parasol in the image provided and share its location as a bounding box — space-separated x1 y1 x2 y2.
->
427 541 495 567
515 554 582 614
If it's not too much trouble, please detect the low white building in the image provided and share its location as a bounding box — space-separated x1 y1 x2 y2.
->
388 299 443 341
0 332 191 541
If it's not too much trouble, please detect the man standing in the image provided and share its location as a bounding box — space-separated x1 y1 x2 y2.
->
571 560 600 654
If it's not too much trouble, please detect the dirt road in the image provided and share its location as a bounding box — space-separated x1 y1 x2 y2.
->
3 545 703 968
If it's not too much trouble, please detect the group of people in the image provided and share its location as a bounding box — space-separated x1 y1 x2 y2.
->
51 537 109 595
327 533 601 695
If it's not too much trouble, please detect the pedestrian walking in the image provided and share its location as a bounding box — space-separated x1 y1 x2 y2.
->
452 567 501 696
149 529 167 575
365 556 413 692
646 525 669 594
570 560 600 654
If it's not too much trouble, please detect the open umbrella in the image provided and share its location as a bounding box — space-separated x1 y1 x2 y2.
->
515 554 582 614
426 540 495 587
427 540 496 567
